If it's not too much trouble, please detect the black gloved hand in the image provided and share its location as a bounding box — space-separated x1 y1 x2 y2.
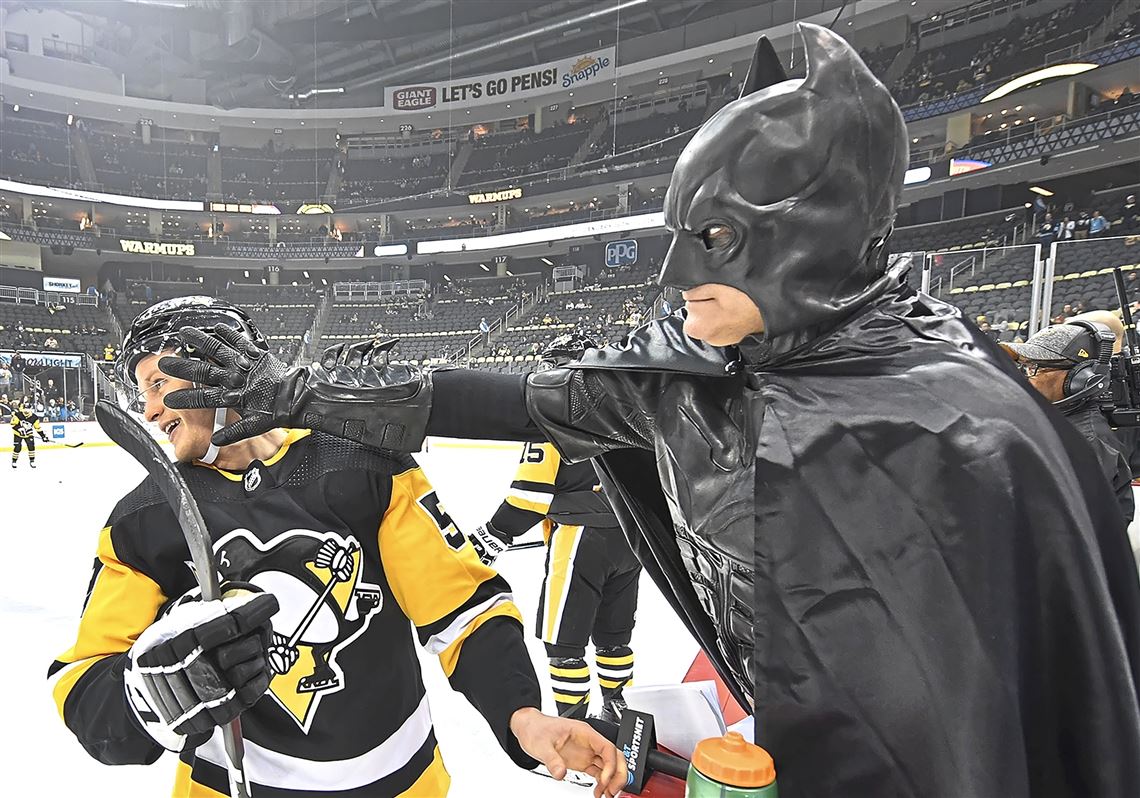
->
124 587 278 752
160 324 434 450
159 324 292 446
38 431 50 442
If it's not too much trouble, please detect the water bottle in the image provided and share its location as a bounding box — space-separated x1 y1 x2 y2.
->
685 731 778 797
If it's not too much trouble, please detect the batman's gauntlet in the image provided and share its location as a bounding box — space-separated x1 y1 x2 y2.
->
286 342 434 451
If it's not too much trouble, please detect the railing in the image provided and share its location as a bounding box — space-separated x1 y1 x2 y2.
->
0 284 99 307
332 280 428 300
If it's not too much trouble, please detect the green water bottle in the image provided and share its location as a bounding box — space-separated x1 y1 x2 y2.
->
685 731 778 798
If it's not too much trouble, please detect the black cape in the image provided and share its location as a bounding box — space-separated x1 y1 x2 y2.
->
528 286 1140 797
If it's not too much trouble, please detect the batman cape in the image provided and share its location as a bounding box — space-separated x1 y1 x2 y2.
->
516 22 1140 795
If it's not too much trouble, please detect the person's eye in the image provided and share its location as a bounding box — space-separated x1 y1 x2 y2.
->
700 224 735 251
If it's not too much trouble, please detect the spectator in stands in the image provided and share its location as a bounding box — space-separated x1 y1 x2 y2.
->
0 362 9 394
479 317 491 350
1036 212 1058 251
1122 195 1139 232
9 351 26 387
1058 216 1075 241
1003 320 1133 523
1090 209 1109 237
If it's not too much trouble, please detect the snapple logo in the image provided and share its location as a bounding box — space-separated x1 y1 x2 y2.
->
562 54 611 88
393 87 437 110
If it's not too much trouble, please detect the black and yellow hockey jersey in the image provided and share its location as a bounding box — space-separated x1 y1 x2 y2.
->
49 429 541 797
490 442 620 541
10 406 43 439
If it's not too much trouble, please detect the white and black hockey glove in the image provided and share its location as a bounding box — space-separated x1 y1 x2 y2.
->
466 523 512 567
124 585 278 752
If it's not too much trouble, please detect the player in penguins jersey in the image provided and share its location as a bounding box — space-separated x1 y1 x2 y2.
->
471 440 640 723
47 297 626 798
469 338 641 723
11 397 49 468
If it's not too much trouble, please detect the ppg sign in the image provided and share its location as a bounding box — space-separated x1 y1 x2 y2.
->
605 239 638 268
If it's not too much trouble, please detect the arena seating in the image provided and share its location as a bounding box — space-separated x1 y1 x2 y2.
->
221 143 336 205
460 121 591 186
892 2 1106 107
88 129 208 200
0 110 82 189
341 148 450 204
0 301 114 359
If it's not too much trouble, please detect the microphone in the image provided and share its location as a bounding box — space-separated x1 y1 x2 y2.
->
586 710 690 793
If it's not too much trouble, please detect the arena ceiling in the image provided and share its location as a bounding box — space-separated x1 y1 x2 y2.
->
30 0 818 108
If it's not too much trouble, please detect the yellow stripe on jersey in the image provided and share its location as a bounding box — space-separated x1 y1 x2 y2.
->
506 493 555 516
381 466 506 627
542 524 583 643
51 526 166 721
400 745 450 797
595 653 635 667
173 761 229 797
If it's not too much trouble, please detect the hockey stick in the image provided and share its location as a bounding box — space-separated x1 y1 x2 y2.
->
94 401 252 798
64 442 85 448
507 540 546 552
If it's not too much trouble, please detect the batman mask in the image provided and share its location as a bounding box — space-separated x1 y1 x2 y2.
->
660 23 909 358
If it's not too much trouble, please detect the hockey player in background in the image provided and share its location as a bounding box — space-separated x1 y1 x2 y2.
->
470 415 640 723
48 298 625 798
11 396 49 468
162 24 1140 798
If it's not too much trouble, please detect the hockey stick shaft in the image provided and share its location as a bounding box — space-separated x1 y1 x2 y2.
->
506 540 546 552
94 402 251 798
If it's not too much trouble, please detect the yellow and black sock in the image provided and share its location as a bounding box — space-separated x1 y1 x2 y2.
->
596 645 634 708
549 656 591 718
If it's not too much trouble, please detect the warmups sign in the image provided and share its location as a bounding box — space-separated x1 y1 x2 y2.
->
468 187 523 204
386 48 615 112
119 239 196 256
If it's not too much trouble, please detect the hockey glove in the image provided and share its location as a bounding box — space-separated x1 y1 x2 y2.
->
38 430 49 442
159 325 433 451
466 522 512 567
123 585 278 753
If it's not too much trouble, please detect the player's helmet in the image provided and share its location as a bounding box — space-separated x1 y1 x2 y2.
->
116 296 266 388
538 332 598 371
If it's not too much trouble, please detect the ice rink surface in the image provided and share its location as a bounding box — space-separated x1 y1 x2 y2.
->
3 436 698 797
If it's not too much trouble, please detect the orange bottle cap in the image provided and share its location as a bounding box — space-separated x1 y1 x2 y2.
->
691 732 776 788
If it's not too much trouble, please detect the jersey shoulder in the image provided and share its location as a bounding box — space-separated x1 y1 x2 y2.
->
285 431 418 483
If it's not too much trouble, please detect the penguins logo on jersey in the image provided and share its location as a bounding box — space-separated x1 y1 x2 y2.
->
213 528 383 732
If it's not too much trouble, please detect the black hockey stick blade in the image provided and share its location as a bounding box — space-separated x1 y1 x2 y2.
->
95 402 221 600
94 401 252 798
64 442 85 448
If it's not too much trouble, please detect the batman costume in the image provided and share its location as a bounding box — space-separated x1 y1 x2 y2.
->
163 23 1140 798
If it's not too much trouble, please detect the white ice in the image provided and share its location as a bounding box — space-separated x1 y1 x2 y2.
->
2 436 698 797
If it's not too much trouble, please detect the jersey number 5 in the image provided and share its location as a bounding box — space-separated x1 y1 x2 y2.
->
419 492 466 551
520 442 545 464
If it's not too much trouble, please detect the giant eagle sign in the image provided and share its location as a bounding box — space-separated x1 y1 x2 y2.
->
386 48 615 112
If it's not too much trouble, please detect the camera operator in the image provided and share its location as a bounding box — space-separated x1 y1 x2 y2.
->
1003 321 1134 523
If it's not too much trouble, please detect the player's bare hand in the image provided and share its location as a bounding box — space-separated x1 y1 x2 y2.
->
510 707 628 798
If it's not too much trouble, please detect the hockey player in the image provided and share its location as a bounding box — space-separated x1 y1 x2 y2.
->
11 396 49 468
471 436 640 722
162 25 1140 798
48 297 625 798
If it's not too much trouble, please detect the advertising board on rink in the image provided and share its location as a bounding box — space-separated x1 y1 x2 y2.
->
386 48 615 112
